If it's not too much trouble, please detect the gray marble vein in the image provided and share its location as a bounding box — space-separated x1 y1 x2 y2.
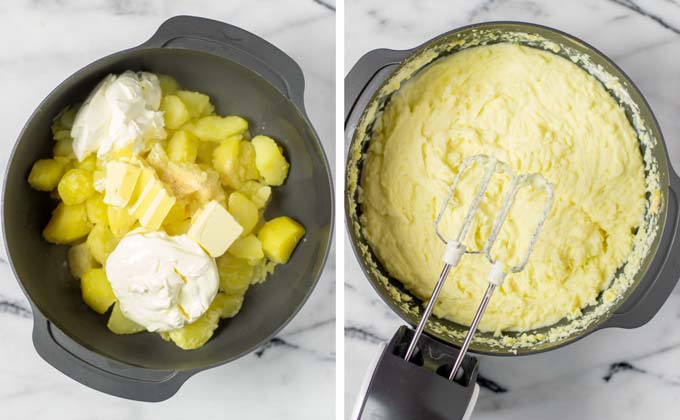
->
608 0 680 35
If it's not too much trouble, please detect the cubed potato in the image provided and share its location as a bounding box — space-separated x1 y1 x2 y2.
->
197 141 218 165
161 95 190 130
58 168 94 205
163 218 192 236
238 140 260 181
216 253 253 295
257 216 305 264
227 234 264 261
238 180 272 209
212 136 240 186
158 74 179 96
192 116 248 142
28 159 67 191
163 200 187 225
228 192 258 235
81 268 116 314
176 90 213 118
251 259 278 284
212 293 244 319
167 302 221 350
212 136 260 189
86 224 119 265
53 138 75 159
251 135 289 186
51 106 76 142
167 130 198 163
85 193 109 226
107 206 137 238
43 203 92 244
77 155 97 172
67 243 98 279
107 302 145 334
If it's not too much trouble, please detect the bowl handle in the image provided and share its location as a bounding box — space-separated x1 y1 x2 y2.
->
600 168 680 329
31 310 194 401
138 15 307 114
344 48 410 125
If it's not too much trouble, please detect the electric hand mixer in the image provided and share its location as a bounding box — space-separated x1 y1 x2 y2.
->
353 155 554 420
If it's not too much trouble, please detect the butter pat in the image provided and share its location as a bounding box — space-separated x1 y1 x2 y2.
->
188 200 243 257
139 188 175 230
128 168 176 230
103 161 141 207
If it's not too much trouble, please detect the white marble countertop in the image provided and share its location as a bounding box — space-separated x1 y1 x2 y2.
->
0 1 335 419
345 0 680 419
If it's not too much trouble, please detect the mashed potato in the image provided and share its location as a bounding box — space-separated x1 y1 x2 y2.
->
361 43 646 333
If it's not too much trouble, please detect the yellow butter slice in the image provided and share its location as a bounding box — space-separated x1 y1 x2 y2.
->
103 161 142 207
188 200 243 257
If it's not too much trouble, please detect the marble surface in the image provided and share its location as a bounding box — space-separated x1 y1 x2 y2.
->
0 1 335 419
345 0 680 419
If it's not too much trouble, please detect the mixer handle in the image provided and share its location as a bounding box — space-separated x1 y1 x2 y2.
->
139 15 308 115
31 310 196 401
601 168 680 329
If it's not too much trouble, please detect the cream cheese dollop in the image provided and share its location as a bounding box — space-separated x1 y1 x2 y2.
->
71 70 165 161
105 230 219 332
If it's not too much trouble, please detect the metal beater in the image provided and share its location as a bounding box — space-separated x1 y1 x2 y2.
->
403 154 554 381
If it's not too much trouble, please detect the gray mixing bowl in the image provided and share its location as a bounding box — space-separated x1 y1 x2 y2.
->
3 16 333 401
345 22 680 356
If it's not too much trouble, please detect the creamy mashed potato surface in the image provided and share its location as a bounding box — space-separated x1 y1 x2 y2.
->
361 43 646 333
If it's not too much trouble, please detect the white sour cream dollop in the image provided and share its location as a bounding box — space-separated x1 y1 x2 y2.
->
105 230 219 332
71 70 165 161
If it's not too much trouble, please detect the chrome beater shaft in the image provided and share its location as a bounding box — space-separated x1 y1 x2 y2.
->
403 155 554 383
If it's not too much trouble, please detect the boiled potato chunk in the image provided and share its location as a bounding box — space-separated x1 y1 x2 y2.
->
167 130 198 163
197 141 218 165
176 90 213 118
81 268 116 314
167 302 221 350
163 200 187 225
212 136 260 188
43 203 91 244
192 116 248 142
53 138 75 158
67 242 97 279
107 302 145 334
107 206 137 238
28 159 67 191
158 74 179 96
217 253 253 295
163 218 191 236
161 95 190 130
77 155 97 172
251 135 289 186
58 168 94 205
238 181 272 209
212 136 240 184
257 216 305 263
227 234 264 261
86 224 118 264
86 193 109 226
212 293 244 319
228 192 258 235
51 106 76 142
